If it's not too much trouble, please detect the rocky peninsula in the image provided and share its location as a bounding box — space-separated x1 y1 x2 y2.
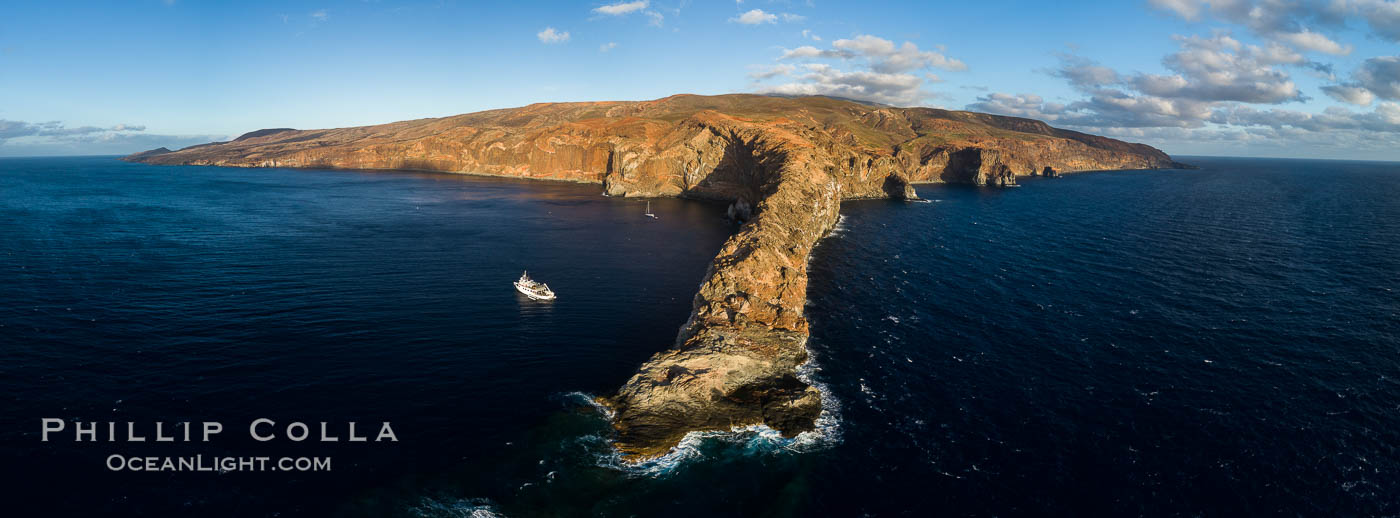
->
125 94 1186 459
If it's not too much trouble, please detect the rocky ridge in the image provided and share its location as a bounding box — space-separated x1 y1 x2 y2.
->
125 94 1185 459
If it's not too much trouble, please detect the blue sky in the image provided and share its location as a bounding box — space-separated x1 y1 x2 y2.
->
3 0 1400 159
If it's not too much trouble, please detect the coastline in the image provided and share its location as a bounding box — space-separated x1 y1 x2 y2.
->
121 94 1185 462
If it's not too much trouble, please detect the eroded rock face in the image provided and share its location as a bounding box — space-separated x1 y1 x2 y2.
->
125 94 1185 459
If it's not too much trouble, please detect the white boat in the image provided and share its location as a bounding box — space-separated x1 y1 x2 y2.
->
513 271 556 300
644 200 658 219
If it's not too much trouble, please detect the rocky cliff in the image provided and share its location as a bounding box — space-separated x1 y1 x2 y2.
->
126 94 1185 459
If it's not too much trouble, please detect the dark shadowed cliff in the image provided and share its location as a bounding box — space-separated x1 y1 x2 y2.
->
126 94 1185 459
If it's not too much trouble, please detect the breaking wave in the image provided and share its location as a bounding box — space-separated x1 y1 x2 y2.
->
409 497 503 518
569 347 842 478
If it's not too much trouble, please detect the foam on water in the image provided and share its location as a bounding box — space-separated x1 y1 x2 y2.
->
563 391 615 420
549 212 855 478
829 215 849 237
570 343 843 478
409 497 504 518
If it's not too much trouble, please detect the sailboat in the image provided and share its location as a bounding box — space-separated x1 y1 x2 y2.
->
644 200 658 219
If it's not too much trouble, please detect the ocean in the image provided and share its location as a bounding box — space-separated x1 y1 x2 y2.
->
2 156 1397 516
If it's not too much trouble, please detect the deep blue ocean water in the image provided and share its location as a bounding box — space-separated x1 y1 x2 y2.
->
2 156 1397 516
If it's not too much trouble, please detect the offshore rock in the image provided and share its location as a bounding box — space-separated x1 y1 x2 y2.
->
125 94 1185 459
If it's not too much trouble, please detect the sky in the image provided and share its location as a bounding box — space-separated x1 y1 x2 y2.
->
3 0 1400 159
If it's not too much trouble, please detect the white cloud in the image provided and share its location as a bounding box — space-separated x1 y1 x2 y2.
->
731 9 777 25
779 35 966 72
1275 30 1352 55
779 45 828 60
0 120 146 139
1130 34 1305 104
802 29 821 41
593 1 648 16
590 0 661 27
1322 84 1376 105
1209 102 1400 133
1324 55 1400 105
748 64 796 80
758 64 928 105
0 119 222 157
970 32 1325 133
1353 0 1400 41
537 27 570 44
1353 56 1400 100
962 1 1400 154
310 9 328 23
831 34 967 72
1146 0 1376 48
600 42 618 52
966 93 1068 121
1148 0 1205 20
754 34 966 105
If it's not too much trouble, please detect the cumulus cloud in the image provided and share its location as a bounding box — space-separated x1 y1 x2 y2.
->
1052 55 1123 89
967 29 1372 137
0 120 47 139
980 33 1320 131
759 64 929 105
952 2 1400 153
0 120 146 140
1132 34 1306 104
748 64 796 80
590 0 662 26
1352 56 1400 100
752 34 966 105
1275 29 1351 55
600 42 618 52
536 27 570 44
1321 55 1400 106
1209 102 1400 133
971 89 1400 140
592 1 648 16
802 29 821 41
731 9 777 25
829 35 967 73
1322 84 1377 105
0 119 220 156
1149 0 1208 20
778 45 829 60
779 35 965 72
1147 0 1400 47
965 93 1068 121
1355 0 1400 41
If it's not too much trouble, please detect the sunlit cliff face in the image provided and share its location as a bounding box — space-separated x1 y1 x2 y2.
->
126 93 1184 459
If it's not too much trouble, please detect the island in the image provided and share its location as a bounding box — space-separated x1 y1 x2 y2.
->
125 94 1186 460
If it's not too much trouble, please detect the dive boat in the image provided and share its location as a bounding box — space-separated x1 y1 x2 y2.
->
513 271 556 301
